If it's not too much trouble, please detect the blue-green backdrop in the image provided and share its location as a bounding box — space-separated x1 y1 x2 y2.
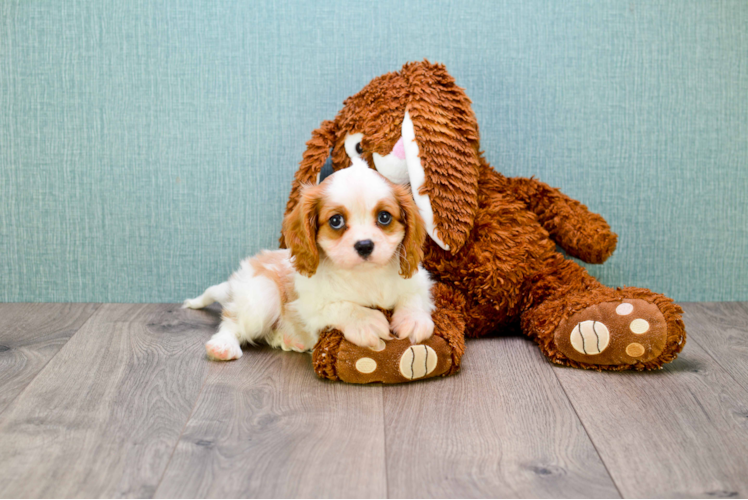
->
1 0 746 303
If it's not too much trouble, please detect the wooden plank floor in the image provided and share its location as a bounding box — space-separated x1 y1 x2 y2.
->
0 303 99 415
0 302 746 498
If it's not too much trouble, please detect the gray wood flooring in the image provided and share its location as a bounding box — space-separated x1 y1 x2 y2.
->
0 302 746 498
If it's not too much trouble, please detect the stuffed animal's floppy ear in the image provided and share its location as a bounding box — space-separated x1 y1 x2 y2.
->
401 61 481 253
280 119 337 249
394 184 427 278
281 184 324 277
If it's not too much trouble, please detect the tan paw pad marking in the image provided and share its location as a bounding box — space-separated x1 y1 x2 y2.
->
368 339 386 352
355 357 377 374
616 303 634 315
400 345 437 380
626 342 645 358
629 319 650 334
570 320 610 355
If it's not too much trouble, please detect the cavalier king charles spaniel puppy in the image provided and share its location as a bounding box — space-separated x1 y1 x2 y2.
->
183 159 434 361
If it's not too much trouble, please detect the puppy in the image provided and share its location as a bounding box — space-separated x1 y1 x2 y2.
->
183 159 435 361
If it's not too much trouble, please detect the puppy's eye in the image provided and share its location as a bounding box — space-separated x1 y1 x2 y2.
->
355 142 364 155
329 214 345 230
377 211 392 226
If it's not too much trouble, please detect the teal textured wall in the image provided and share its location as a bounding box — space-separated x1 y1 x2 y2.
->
1 1 746 303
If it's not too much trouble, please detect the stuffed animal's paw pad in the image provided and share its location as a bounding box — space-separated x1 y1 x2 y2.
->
355 357 378 374
569 320 610 355
399 345 438 380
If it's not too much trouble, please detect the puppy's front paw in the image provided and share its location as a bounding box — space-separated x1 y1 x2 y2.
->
205 337 242 361
391 308 434 344
343 309 391 348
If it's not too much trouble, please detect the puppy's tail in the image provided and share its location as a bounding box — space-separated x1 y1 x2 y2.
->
183 282 231 309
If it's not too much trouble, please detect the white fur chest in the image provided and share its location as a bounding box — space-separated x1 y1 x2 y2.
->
294 261 403 314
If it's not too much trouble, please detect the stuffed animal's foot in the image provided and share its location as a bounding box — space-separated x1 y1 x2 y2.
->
311 283 467 384
313 331 453 383
552 297 685 369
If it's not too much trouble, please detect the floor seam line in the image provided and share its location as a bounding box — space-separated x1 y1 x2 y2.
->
152 363 220 498
0 303 102 421
551 366 625 499
382 386 390 499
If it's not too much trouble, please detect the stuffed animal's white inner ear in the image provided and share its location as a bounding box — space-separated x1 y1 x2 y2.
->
373 139 410 184
401 110 450 251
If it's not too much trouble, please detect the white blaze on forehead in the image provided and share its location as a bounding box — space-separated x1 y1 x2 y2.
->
325 158 394 219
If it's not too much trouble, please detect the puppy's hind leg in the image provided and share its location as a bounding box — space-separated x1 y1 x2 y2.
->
230 273 283 346
183 282 231 309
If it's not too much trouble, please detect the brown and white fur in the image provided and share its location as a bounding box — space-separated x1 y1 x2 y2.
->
183 159 434 361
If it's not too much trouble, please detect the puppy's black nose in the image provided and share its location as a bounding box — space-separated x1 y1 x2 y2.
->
354 239 374 258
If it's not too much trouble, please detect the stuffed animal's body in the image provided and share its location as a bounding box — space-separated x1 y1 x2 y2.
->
281 61 686 383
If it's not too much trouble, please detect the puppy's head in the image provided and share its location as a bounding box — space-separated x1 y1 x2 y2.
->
282 160 425 278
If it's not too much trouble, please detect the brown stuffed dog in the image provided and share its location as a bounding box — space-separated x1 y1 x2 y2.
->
280 60 686 383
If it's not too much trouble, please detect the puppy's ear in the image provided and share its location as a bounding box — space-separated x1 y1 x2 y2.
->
280 119 337 249
282 185 323 277
400 60 481 253
394 185 427 278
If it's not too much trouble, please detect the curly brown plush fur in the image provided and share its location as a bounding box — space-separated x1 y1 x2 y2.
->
282 60 686 383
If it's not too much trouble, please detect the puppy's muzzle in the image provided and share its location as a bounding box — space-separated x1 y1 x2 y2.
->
354 240 374 259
